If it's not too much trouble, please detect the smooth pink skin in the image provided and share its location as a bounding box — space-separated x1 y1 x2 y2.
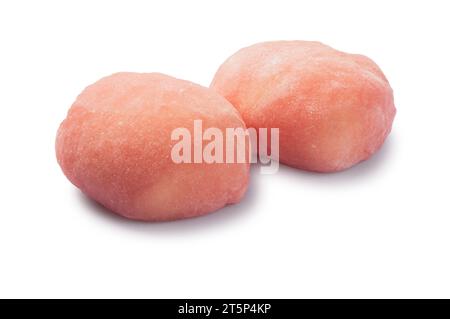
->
211 41 396 172
56 73 249 221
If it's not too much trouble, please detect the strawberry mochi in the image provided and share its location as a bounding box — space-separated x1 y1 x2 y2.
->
56 72 249 221
211 41 396 172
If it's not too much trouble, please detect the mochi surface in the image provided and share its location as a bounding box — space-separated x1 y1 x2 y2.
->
56 72 249 221
211 41 396 172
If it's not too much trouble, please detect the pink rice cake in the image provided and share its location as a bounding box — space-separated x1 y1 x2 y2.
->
56 73 249 221
211 41 396 172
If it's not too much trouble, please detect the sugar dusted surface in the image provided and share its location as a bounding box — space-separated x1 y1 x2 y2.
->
211 41 396 172
56 73 249 221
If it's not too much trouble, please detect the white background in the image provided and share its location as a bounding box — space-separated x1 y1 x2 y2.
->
1 0 449 298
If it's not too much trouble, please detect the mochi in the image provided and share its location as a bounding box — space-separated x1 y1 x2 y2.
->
211 41 396 172
56 72 249 221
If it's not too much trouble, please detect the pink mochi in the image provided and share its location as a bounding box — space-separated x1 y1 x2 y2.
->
56 72 249 221
211 41 396 172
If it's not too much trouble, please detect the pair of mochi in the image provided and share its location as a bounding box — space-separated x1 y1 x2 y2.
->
56 41 396 221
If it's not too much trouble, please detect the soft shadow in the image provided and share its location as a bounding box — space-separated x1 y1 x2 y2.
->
77 164 260 234
277 133 397 184
78 134 396 230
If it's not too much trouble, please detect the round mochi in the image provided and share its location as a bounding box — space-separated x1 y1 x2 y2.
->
56 72 249 221
211 41 396 172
